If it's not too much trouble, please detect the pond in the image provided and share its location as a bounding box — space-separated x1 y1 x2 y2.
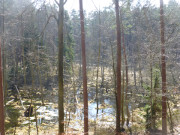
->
24 99 116 129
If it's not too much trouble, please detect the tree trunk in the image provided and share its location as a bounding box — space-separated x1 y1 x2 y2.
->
79 0 88 134
2 0 7 106
0 37 5 135
160 0 167 134
58 0 65 134
34 106 39 135
114 0 122 134
121 23 131 133
96 11 101 117
122 69 125 127
167 100 174 134
71 62 77 113
21 15 26 85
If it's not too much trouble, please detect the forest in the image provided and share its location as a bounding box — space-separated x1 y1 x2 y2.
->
0 0 180 135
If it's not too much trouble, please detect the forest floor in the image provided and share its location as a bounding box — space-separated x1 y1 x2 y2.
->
4 66 180 134
4 90 180 135
5 90 180 135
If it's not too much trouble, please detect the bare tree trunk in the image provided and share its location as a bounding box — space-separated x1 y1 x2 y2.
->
122 69 125 127
121 23 131 133
2 0 7 106
110 39 116 85
58 0 65 134
0 37 5 135
34 106 39 135
37 38 44 106
167 100 174 134
20 15 26 85
95 10 101 135
28 42 35 135
96 11 101 117
160 0 167 134
133 65 137 89
134 30 143 89
110 39 117 107
114 0 122 134
150 48 154 130
79 0 88 134
71 62 77 113
137 44 143 88
28 99 32 135
101 62 105 88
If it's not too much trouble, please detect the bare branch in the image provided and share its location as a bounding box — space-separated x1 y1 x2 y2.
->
54 0 59 6
90 0 98 11
15 85 25 110
39 15 55 37
53 15 58 24
19 0 38 16
50 4 58 23
64 0 67 5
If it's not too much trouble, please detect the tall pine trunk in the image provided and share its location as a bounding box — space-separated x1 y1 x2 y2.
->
58 0 65 134
115 0 122 134
160 0 167 134
0 37 5 135
79 0 88 134
2 0 7 106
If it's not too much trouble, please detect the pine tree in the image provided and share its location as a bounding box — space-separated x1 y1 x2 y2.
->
79 0 88 134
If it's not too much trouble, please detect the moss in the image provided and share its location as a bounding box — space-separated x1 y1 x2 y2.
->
5 104 20 131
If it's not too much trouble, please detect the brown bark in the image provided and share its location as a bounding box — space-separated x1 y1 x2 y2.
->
58 0 65 134
122 69 125 127
115 0 122 134
79 0 88 134
0 37 5 135
2 0 7 106
160 0 167 134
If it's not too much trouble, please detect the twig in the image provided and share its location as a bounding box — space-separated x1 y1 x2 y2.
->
15 85 25 110
54 0 59 6
64 0 67 5
39 15 56 37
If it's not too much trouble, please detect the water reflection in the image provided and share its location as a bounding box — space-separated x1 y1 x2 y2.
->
24 100 116 128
